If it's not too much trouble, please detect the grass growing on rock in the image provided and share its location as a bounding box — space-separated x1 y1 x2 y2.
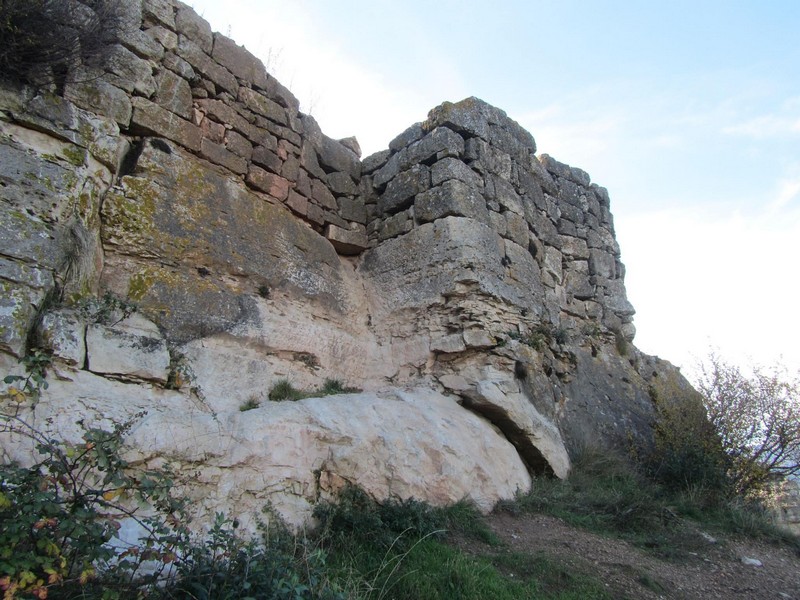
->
268 378 361 402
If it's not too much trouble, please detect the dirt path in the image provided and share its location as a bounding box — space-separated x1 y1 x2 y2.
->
454 512 800 599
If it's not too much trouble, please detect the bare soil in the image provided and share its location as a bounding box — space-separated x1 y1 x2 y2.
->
452 512 800 600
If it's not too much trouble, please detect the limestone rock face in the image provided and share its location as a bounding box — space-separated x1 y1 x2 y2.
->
1 0 693 530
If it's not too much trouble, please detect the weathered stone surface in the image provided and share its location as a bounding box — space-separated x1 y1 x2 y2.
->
37 309 86 366
318 135 360 178
414 180 489 225
121 28 165 61
327 172 358 196
64 78 132 127
86 314 170 382
431 157 482 188
175 2 213 53
176 36 238 94
325 224 368 255
200 138 247 174
143 0 175 28
154 68 193 119
213 35 268 89
462 376 569 478
106 45 156 97
246 166 289 199
130 97 202 151
146 25 178 51
379 164 430 215
239 87 287 125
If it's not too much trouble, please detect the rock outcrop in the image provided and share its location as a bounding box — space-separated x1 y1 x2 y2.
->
0 0 686 528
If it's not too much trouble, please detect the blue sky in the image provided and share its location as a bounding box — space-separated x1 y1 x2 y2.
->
188 1 800 378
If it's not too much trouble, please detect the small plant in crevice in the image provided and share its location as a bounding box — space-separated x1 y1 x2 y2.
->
166 349 194 391
269 379 307 402
319 378 360 396
268 378 362 402
239 395 261 411
77 291 137 326
613 327 629 356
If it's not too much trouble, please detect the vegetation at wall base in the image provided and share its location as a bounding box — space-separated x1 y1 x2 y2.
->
500 444 800 560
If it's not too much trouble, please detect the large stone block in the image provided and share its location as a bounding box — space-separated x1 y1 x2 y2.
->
64 78 132 127
154 68 193 120
213 34 268 89
175 2 213 53
246 166 289 200
86 314 170 382
318 135 361 179
379 164 430 215
414 179 489 225
325 224 368 255
176 36 238 94
130 97 202 151
238 87 287 125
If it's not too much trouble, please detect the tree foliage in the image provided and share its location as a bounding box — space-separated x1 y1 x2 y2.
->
0 0 126 89
697 353 800 495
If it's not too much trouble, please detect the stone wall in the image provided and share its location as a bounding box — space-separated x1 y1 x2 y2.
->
0 0 690 528
66 0 368 254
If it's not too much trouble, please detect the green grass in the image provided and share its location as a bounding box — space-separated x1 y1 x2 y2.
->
313 486 615 599
500 445 800 558
268 378 362 401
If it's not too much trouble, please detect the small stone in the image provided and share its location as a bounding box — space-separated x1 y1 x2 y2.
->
325 224 368 255
246 167 290 200
740 557 762 567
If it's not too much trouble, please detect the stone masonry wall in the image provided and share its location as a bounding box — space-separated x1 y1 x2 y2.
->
362 98 635 339
65 0 368 254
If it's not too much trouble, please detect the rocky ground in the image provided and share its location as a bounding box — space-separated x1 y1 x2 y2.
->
453 512 800 600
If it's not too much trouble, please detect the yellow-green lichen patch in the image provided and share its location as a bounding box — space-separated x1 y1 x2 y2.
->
101 179 158 248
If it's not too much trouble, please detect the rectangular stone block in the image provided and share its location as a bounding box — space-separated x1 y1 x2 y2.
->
249 145 281 174
286 190 309 216
431 157 482 188
177 36 238 94
213 34 268 89
325 224 368 255
130 97 202 151
224 130 253 160
414 180 489 225
378 164 430 215
246 166 290 200
175 2 213 53
154 68 193 119
239 87 288 125
312 179 338 210
200 138 248 174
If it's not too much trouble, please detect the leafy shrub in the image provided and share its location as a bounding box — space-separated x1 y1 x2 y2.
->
696 353 800 496
0 0 127 89
168 513 344 600
647 375 732 499
0 413 189 599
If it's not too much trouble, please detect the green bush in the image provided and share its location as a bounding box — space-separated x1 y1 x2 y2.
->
167 513 344 600
646 375 732 499
0 413 189 599
269 379 307 402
